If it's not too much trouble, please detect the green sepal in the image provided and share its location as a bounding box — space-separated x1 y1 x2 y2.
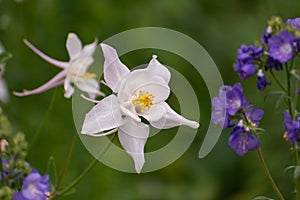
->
46 156 58 190
0 52 12 66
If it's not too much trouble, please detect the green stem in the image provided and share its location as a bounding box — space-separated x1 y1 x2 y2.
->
55 134 78 190
51 133 116 199
285 63 293 119
293 145 299 166
29 88 57 148
257 148 285 200
270 69 287 93
294 80 299 116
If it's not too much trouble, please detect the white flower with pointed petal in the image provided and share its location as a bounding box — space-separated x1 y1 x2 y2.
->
0 42 9 103
14 33 104 98
81 44 199 173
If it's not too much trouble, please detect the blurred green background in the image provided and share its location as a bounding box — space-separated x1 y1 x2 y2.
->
1 0 300 199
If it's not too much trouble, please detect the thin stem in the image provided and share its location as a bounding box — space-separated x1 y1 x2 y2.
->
269 69 287 93
29 88 57 148
285 63 294 119
257 148 285 200
294 80 299 116
51 133 117 199
55 134 78 190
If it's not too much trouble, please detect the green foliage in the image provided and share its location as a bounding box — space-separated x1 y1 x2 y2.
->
1 0 300 199
0 52 12 66
46 156 57 190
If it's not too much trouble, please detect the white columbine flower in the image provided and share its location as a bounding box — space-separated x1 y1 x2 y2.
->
14 33 104 98
0 42 9 103
81 44 199 173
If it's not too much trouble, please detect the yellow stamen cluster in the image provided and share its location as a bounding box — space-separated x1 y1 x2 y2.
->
132 90 155 113
71 72 97 79
83 72 97 79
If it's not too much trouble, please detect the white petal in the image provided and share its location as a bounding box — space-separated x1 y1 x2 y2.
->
100 43 130 92
75 78 104 98
81 95 123 134
118 118 149 173
150 102 199 129
141 104 166 122
120 105 141 122
118 69 170 103
147 55 171 83
64 75 74 98
82 37 98 57
0 79 9 103
66 33 82 61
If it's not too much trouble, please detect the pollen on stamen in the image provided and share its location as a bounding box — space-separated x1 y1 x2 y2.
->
283 132 288 141
132 90 155 113
83 72 97 79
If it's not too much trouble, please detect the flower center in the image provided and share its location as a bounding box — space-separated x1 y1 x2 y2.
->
132 90 155 113
28 184 43 196
71 72 97 79
280 43 292 55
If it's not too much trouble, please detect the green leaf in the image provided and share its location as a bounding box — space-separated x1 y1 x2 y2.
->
57 188 76 197
0 52 12 65
252 196 275 200
294 166 300 183
46 156 57 189
290 69 300 80
264 90 285 102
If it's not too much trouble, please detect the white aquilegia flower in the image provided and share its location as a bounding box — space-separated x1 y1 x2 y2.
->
81 44 200 173
14 33 104 98
0 42 9 103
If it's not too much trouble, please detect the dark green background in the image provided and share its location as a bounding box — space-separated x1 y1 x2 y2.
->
0 0 299 199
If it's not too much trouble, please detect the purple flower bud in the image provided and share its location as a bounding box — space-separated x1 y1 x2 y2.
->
262 26 272 44
265 56 283 71
238 63 257 80
286 18 300 30
256 69 270 91
234 45 263 80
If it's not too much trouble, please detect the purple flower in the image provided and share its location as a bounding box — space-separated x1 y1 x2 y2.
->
12 169 50 200
237 44 264 61
268 30 295 63
246 107 264 126
234 45 263 80
283 111 300 143
224 83 248 115
256 69 270 91
212 96 233 128
265 56 283 71
212 83 248 128
286 18 300 30
228 127 260 156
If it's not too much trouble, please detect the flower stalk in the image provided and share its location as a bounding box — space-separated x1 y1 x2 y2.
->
51 133 117 199
257 148 285 200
